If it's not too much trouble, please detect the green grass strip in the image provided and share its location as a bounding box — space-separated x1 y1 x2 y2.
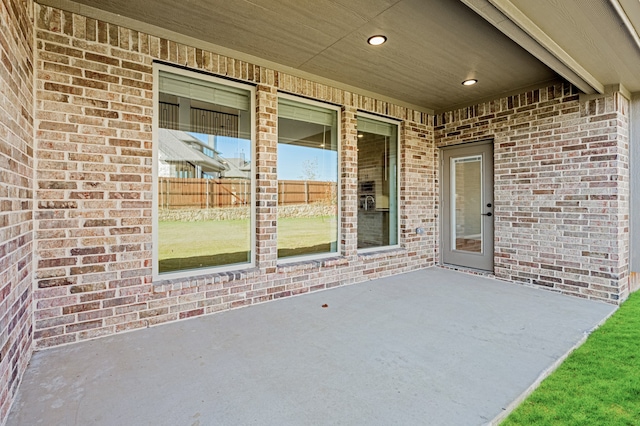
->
502 292 640 426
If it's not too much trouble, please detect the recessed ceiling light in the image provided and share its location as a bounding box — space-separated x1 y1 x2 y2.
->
367 35 387 46
357 134 364 138
462 79 478 86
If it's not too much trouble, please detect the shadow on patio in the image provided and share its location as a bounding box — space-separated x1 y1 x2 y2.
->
8 268 615 425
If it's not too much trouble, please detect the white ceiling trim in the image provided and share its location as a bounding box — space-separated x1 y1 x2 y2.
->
610 0 640 53
484 0 606 94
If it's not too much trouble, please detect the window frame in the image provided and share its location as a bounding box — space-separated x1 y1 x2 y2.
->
152 63 256 281
356 111 401 253
276 93 342 264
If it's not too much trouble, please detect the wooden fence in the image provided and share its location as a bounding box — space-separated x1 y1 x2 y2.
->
158 178 336 209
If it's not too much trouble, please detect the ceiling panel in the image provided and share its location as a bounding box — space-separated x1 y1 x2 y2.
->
299 0 556 109
510 0 640 92
65 0 402 67
45 0 640 111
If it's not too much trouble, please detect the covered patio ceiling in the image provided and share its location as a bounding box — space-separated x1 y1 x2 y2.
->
38 0 640 113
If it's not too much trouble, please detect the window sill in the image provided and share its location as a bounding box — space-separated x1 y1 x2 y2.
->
277 255 348 273
153 266 261 291
357 247 406 260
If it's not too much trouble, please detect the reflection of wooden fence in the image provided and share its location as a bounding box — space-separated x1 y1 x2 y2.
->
277 180 335 205
158 178 250 209
158 178 336 209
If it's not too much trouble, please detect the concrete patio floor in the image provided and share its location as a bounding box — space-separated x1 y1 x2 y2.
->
9 268 616 425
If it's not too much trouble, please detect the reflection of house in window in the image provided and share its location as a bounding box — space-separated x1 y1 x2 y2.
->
158 96 251 180
222 156 251 179
158 129 228 178
155 69 254 275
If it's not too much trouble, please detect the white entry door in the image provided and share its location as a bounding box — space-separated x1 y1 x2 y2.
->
441 141 494 271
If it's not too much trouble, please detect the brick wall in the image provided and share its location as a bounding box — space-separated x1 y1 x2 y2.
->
435 84 630 303
33 5 437 349
0 0 34 421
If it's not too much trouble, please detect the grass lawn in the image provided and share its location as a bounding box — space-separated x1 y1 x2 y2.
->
159 216 337 272
502 292 640 425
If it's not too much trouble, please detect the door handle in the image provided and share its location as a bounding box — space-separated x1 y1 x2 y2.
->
481 212 492 217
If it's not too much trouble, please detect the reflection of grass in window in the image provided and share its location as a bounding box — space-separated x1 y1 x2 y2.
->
277 216 338 258
158 216 338 273
159 219 250 273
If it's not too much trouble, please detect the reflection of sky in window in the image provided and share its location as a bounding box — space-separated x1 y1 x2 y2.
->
278 144 337 181
191 133 337 181
192 133 250 160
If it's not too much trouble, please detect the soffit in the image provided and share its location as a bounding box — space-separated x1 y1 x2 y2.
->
37 0 640 112
39 0 557 112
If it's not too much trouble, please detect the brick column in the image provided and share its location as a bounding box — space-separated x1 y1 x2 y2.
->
341 106 358 259
401 118 437 263
255 85 278 272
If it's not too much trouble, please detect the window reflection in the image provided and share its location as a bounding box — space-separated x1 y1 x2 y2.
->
452 156 482 253
357 116 398 249
277 98 338 259
157 71 253 274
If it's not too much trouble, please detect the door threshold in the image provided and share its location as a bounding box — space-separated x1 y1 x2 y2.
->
438 263 495 278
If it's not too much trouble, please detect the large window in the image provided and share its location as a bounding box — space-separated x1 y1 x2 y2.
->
357 115 398 250
155 67 254 277
277 96 339 260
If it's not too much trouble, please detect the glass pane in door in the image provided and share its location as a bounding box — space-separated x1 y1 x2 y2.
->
451 155 482 253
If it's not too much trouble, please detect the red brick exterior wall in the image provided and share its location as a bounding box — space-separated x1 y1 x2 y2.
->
32 5 437 349
0 0 34 420
435 84 630 302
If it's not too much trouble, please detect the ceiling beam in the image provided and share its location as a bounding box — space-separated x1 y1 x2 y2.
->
462 0 604 94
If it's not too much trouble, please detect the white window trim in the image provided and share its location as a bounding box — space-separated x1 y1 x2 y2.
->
276 93 342 264
356 111 401 254
152 63 257 281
